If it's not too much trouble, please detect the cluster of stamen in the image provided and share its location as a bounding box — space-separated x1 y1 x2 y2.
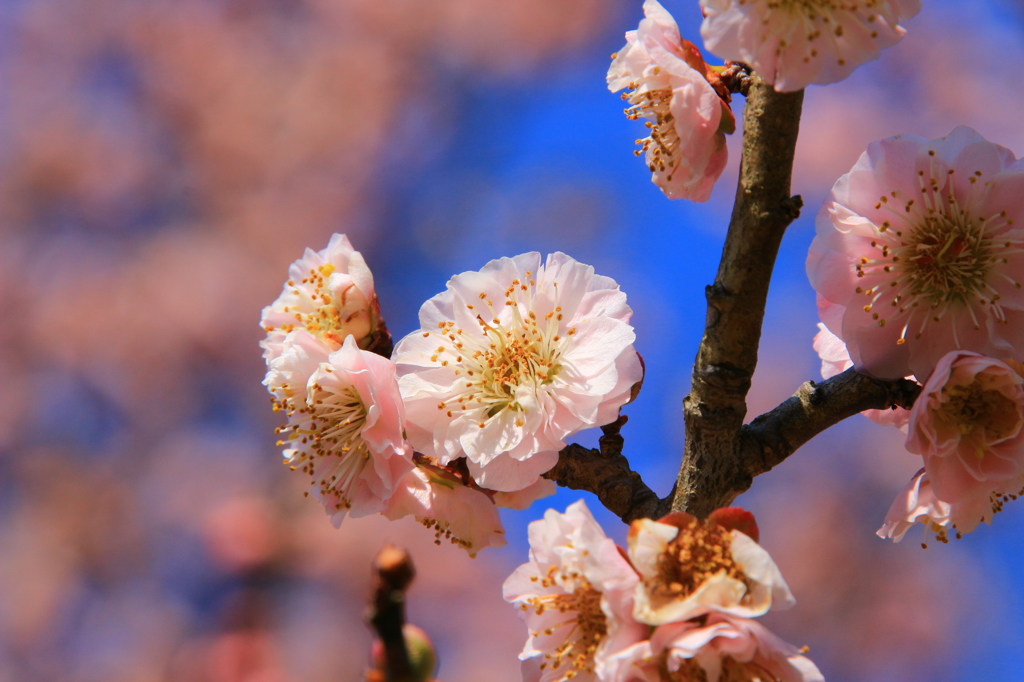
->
621 79 682 180
988 487 1024 523
523 567 608 680
934 380 1020 447
428 272 572 426
852 158 1020 345
921 484 1024 549
718 656 787 682
769 0 887 65
657 638 798 681
418 516 472 550
264 263 363 347
663 654 784 682
648 522 748 604
918 368 1024 548
774 0 884 14
272 378 370 509
663 655 709 682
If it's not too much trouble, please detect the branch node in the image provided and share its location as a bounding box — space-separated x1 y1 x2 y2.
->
780 194 803 219
546 415 668 523
720 61 753 96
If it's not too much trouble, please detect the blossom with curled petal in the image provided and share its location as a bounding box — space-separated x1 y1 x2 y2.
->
908 351 1024 496
877 469 954 544
808 127 1024 380
502 500 648 682
700 0 920 92
260 233 386 362
603 611 823 682
383 463 507 557
393 252 643 493
265 332 412 525
608 0 734 202
627 510 794 625
492 477 559 511
876 466 1024 544
901 350 1024 530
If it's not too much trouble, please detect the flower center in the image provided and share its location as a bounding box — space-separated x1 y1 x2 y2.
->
276 382 371 508
526 575 608 681
276 263 367 347
622 84 681 180
431 274 572 425
851 165 1021 343
719 657 780 682
935 381 1020 449
649 523 748 602
662 655 780 682
775 0 876 14
664 656 709 682
778 0 828 9
904 215 992 306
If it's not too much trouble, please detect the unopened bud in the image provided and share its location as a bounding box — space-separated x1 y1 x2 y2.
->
371 624 438 682
374 545 415 592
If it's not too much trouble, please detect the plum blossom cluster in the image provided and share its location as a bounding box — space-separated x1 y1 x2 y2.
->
808 128 1024 543
504 501 823 682
608 0 735 202
260 236 643 555
608 0 918 202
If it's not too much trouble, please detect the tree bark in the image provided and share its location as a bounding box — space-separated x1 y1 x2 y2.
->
673 77 805 516
546 417 668 523
683 369 920 516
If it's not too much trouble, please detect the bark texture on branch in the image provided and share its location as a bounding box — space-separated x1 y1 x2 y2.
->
683 368 921 517
673 76 805 515
546 417 668 523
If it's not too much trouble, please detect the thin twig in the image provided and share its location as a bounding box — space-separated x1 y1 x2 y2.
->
546 416 669 523
673 76 805 516
368 545 417 682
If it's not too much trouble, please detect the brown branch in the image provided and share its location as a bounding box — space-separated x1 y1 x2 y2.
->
545 416 669 523
680 368 921 517
673 76 805 516
368 546 417 682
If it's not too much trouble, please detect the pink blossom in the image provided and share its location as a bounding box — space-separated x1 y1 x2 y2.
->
906 350 1024 510
260 233 384 362
813 322 852 381
393 252 643 493
877 469 954 543
492 477 558 510
812 323 910 430
604 611 823 682
502 500 648 682
875 466 1024 543
607 0 733 202
808 127 1024 380
700 0 920 92
627 512 794 626
383 463 507 557
264 332 412 525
